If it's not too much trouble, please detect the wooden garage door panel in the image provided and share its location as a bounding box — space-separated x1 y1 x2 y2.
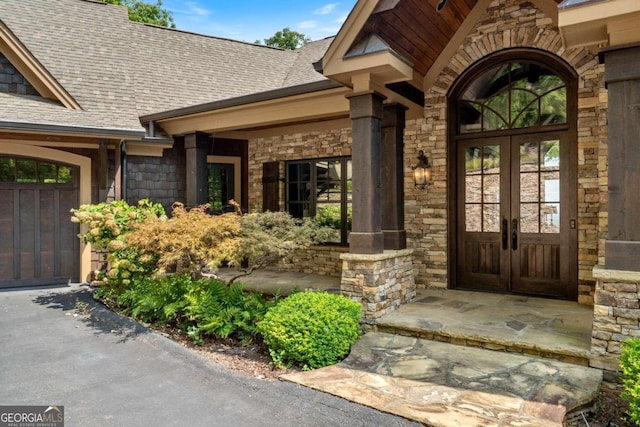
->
58 188 78 277
0 185 78 287
19 189 35 280
40 189 55 278
0 189 14 280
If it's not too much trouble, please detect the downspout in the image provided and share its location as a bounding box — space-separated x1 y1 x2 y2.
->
121 140 128 202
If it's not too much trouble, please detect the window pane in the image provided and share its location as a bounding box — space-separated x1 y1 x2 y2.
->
465 204 482 232
288 203 309 219
57 165 73 184
483 204 500 232
483 145 500 172
0 158 15 182
520 142 539 172
465 147 482 174
16 159 36 183
520 172 539 203
541 203 560 233
520 203 539 233
542 139 560 170
457 61 566 133
541 172 560 203
465 175 481 203
483 174 500 203
38 162 57 183
541 87 567 125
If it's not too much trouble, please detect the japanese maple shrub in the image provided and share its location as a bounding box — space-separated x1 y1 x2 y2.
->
257 291 361 370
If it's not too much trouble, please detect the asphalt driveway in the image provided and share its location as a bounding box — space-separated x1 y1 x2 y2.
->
0 284 419 427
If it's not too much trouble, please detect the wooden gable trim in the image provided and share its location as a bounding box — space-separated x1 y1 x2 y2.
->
0 21 81 110
322 0 382 84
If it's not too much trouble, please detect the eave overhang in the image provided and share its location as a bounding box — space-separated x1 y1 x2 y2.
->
558 0 640 49
141 81 352 137
0 121 145 140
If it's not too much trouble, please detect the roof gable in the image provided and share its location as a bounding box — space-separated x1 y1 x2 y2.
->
0 20 81 109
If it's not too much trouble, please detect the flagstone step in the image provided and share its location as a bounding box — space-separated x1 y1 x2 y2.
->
282 332 603 427
373 288 592 366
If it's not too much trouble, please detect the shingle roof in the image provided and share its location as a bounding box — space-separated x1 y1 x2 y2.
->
0 0 333 134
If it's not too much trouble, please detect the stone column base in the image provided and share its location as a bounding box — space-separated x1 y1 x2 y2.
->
340 249 415 324
591 265 640 384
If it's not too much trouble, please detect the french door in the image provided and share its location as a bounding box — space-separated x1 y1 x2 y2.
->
456 131 577 299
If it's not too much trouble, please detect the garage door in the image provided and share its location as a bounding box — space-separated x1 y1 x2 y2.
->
0 156 79 288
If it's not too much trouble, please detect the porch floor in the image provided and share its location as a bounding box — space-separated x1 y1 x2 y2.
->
377 287 593 366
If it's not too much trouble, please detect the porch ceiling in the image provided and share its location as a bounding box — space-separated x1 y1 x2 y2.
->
352 0 565 79
360 0 478 76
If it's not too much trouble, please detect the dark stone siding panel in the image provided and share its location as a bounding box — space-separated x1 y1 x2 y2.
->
126 140 185 213
0 53 38 96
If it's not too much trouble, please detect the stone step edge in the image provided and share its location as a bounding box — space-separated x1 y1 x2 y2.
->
282 365 571 427
373 323 590 366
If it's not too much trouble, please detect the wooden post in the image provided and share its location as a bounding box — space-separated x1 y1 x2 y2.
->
184 132 209 208
602 45 640 271
381 103 407 250
348 92 384 254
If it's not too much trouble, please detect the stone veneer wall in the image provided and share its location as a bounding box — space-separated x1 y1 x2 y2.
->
275 246 348 277
341 249 416 323
591 266 640 384
248 129 352 275
403 0 607 304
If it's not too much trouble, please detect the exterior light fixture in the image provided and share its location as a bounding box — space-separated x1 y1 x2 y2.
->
413 150 431 190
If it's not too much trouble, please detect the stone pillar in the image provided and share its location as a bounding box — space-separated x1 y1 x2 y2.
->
602 45 640 271
340 249 415 325
184 132 209 207
348 92 385 254
591 266 640 384
381 103 407 250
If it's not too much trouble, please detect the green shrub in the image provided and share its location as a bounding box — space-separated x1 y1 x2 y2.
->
257 291 361 370
621 338 640 424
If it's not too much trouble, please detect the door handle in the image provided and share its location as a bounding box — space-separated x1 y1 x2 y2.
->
511 218 518 250
502 218 508 250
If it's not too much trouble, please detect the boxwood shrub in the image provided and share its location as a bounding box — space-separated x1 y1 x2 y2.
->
621 338 640 424
257 291 361 370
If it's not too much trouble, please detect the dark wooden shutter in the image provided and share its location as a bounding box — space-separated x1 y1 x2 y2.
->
262 161 280 212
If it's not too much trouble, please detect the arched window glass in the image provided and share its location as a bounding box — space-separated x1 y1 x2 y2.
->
458 62 567 134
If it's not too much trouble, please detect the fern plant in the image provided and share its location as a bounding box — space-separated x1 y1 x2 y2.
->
183 279 275 345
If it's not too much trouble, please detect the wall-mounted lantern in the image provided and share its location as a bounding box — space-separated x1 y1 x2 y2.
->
413 150 431 190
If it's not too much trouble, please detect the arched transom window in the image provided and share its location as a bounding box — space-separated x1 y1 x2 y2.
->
457 62 567 134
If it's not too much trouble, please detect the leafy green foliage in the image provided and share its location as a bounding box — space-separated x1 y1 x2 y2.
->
184 280 275 345
257 291 361 370
316 205 352 231
621 338 640 424
261 28 310 50
102 0 175 28
95 274 275 345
